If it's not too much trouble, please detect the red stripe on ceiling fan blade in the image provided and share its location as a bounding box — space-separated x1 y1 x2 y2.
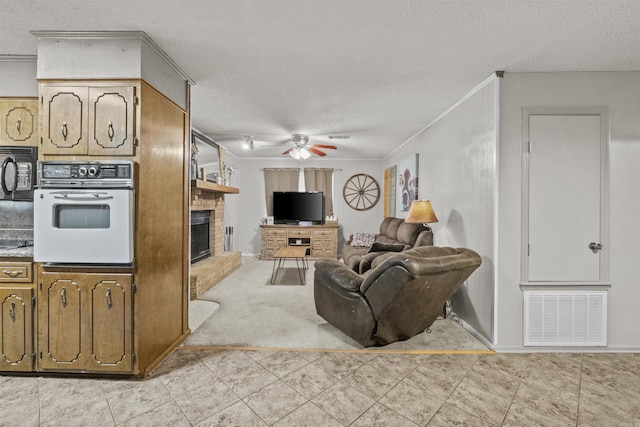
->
312 144 337 150
308 147 327 156
282 148 292 155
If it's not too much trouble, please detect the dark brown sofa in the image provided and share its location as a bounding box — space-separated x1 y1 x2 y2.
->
314 246 482 347
342 217 433 273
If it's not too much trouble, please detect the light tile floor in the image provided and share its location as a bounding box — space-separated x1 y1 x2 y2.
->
1 350 639 426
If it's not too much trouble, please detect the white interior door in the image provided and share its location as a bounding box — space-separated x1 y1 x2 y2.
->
527 113 603 282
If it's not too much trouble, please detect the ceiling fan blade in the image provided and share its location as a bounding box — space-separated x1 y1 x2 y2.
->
308 147 327 156
282 148 293 155
312 144 337 150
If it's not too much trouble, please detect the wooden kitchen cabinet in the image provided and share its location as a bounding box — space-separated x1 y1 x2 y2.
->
34 79 190 377
0 287 34 372
0 98 39 147
26 34 190 377
0 261 32 283
40 83 137 156
38 272 133 373
0 261 35 372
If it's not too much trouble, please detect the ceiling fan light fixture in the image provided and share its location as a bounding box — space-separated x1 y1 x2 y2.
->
284 133 336 159
243 136 254 150
289 147 311 160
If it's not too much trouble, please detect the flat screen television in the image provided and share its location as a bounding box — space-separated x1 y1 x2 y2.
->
273 191 324 225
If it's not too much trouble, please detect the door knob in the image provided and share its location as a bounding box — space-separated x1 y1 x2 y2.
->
589 242 603 252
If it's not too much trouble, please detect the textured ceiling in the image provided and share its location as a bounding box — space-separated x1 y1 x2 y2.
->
2 0 639 158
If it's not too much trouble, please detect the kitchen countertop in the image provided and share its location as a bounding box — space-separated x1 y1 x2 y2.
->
0 229 34 259
0 246 34 259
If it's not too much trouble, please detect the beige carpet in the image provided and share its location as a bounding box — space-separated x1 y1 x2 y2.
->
184 256 490 352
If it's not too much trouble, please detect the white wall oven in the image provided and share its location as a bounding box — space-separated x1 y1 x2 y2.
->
34 161 135 265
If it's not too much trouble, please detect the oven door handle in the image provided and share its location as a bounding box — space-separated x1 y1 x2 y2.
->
50 191 114 201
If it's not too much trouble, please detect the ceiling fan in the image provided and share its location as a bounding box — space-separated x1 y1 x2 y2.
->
282 134 337 159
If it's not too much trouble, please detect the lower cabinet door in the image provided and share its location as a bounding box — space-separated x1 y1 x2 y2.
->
88 277 133 372
39 272 133 373
0 287 34 372
40 278 83 368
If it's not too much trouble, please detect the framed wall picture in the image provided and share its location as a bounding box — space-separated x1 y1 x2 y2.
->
384 165 397 217
396 153 419 215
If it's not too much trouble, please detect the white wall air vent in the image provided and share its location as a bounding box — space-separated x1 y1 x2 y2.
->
524 291 607 346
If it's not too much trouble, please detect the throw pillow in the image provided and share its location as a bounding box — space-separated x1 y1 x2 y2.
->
368 242 405 253
350 232 377 247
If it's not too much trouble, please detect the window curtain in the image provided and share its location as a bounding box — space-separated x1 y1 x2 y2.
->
304 168 334 216
264 168 300 215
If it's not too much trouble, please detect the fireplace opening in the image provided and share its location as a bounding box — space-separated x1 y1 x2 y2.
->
191 210 211 264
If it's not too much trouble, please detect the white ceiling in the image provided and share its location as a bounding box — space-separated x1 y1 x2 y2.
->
2 0 639 159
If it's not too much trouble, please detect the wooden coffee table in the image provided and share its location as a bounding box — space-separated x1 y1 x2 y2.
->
270 245 308 285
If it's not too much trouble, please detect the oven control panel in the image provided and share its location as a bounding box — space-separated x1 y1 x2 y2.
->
38 161 135 188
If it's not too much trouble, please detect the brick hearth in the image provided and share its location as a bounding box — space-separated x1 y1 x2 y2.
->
190 185 240 300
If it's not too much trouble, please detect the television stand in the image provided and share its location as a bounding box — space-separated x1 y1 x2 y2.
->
260 224 338 260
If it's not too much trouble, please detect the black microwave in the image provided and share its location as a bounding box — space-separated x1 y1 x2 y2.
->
0 146 37 201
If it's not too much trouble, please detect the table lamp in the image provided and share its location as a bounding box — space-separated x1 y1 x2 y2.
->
405 200 438 231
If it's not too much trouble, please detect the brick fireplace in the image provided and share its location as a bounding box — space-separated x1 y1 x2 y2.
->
191 210 212 263
190 183 241 300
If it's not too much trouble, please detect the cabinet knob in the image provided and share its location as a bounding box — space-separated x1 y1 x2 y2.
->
16 117 22 135
61 122 68 141
107 121 115 142
2 269 22 278
60 287 67 307
105 288 112 310
8 302 16 322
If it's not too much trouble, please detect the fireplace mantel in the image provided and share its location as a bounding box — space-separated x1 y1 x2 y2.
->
191 179 239 194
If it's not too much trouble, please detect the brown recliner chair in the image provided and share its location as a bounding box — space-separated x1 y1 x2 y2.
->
313 246 482 347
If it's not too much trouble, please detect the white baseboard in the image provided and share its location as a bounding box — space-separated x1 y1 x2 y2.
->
457 317 495 351
455 310 640 353
492 344 640 353
454 317 640 353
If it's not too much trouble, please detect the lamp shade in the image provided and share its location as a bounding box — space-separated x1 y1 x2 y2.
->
405 200 438 224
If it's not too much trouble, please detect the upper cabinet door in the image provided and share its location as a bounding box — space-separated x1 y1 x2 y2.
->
88 86 136 156
41 86 88 155
0 99 39 147
40 83 137 156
